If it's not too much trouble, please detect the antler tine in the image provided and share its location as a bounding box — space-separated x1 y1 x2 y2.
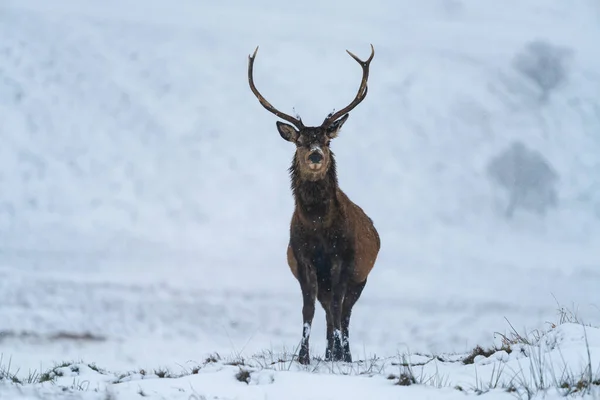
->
322 44 375 127
248 46 304 129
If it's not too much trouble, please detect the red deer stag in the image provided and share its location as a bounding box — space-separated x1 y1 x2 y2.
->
248 45 380 364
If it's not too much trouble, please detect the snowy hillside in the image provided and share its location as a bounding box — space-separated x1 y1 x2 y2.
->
1 0 600 398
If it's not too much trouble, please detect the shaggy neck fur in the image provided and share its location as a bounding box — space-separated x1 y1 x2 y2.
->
289 152 339 224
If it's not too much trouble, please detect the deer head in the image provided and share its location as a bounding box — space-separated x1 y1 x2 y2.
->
248 45 374 181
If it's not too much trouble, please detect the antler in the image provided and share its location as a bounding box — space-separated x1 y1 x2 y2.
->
321 44 375 128
248 46 304 129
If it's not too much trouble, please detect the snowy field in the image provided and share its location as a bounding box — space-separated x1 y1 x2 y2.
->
1 0 600 398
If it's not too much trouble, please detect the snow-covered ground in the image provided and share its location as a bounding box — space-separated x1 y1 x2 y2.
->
2 323 600 399
1 0 599 398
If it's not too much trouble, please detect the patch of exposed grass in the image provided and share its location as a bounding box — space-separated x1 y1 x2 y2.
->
552 295 589 327
38 370 55 383
116 372 129 382
504 385 517 393
0 356 79 385
88 363 103 373
113 365 192 384
556 367 600 396
568 377 600 393
496 317 545 347
496 299 596 351
0 370 22 384
392 354 446 367
153 368 172 378
463 346 495 365
0 355 23 384
204 353 220 364
235 368 251 384
224 357 246 367
395 372 416 386
389 353 449 388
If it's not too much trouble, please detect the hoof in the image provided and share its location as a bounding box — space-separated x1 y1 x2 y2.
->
333 342 344 361
332 348 344 362
298 347 310 365
325 347 332 361
298 354 310 365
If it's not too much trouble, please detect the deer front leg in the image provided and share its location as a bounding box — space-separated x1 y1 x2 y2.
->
298 265 317 365
317 291 334 361
330 257 350 362
331 284 347 361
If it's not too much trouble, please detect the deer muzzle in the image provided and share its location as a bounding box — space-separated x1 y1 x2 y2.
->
307 145 324 169
306 144 324 170
308 151 323 164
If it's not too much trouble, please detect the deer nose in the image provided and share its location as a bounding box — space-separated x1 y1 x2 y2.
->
308 152 323 164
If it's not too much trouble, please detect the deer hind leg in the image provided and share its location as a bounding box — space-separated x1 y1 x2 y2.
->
341 279 367 362
297 265 317 365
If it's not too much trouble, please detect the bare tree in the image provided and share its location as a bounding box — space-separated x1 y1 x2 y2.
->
487 141 559 218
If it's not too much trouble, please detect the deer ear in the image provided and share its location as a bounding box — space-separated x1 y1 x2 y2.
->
276 121 299 142
326 113 349 139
